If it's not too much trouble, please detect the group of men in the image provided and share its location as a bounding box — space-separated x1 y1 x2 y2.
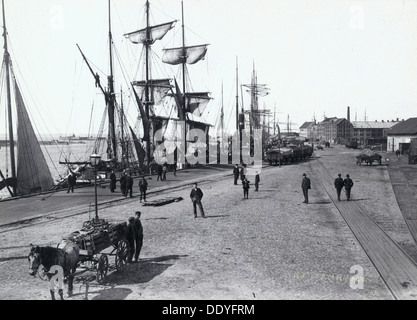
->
232 164 260 199
333 173 354 201
110 171 148 202
300 172 354 204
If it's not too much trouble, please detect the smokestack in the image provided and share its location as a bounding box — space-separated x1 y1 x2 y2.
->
347 106 350 122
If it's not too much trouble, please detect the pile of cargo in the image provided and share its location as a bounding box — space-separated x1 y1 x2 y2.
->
63 219 127 253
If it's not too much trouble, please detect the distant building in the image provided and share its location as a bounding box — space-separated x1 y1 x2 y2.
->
318 117 352 144
386 117 417 153
299 121 314 139
351 120 398 148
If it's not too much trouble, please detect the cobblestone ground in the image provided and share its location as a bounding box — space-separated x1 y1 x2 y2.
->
1 145 415 300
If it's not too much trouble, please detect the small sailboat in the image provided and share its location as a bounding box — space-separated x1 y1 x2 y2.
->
0 0 54 197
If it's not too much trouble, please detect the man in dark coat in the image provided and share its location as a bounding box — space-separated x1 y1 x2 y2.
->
233 164 240 185
242 178 250 199
125 172 133 197
109 170 117 193
126 217 136 263
120 172 127 195
133 211 143 262
255 171 260 191
344 174 354 201
301 173 311 204
157 164 163 181
67 173 76 193
334 173 344 201
240 165 245 182
138 175 148 203
190 183 205 218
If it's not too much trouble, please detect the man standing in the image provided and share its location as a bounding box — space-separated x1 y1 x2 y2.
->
67 173 76 193
190 183 205 218
162 163 167 181
138 175 148 203
301 173 311 204
157 164 163 181
255 171 260 191
334 173 344 201
120 172 127 196
109 170 117 193
133 211 143 262
125 172 133 197
126 216 136 263
233 164 240 185
240 165 245 182
242 177 250 199
344 174 354 201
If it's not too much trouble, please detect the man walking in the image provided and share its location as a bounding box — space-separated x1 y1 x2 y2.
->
344 174 354 201
301 173 311 204
334 173 344 201
233 164 240 185
190 183 205 218
255 171 260 191
242 177 250 199
138 175 148 203
109 170 117 193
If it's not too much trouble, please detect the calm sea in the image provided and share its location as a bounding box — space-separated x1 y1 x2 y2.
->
0 136 101 199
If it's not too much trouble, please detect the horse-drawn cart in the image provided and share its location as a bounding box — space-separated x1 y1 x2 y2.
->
356 150 382 166
63 219 130 284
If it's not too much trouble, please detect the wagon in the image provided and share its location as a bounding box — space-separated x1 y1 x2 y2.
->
356 152 382 166
63 219 130 284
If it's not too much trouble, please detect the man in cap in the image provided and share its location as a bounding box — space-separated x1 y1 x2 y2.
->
233 164 240 185
301 173 311 204
334 173 344 201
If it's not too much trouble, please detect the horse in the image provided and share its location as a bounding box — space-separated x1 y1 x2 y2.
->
28 240 80 300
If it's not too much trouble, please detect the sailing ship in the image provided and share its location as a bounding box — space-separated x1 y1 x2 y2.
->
0 0 54 197
125 0 212 167
74 1 145 173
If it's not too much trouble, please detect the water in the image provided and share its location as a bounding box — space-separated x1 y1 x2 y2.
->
0 138 101 199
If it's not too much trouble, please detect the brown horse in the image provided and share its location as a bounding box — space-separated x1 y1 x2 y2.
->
28 240 80 300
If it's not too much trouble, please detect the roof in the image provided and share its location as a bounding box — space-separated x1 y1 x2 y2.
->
351 121 398 129
387 117 417 135
299 121 313 129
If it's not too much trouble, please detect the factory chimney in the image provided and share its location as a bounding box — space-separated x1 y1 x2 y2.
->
347 106 351 122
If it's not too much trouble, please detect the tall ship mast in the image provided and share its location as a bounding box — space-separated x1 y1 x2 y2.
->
0 0 54 197
76 0 142 171
124 0 177 167
161 0 211 162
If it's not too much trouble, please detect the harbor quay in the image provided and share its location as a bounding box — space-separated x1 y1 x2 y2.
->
0 144 417 300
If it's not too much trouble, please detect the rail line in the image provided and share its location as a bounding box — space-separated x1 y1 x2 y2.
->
309 157 417 300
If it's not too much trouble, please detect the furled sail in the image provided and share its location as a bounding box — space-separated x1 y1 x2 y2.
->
185 92 211 117
131 79 172 106
162 44 208 65
14 80 54 195
124 21 176 45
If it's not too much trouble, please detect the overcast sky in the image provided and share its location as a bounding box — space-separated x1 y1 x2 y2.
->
1 0 416 137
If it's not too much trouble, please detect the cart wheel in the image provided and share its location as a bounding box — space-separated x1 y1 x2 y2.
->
115 240 129 271
37 265 49 281
96 254 108 284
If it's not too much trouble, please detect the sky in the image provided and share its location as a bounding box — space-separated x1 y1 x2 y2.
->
1 0 417 138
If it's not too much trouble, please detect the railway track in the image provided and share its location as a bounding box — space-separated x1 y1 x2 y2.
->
309 157 417 300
